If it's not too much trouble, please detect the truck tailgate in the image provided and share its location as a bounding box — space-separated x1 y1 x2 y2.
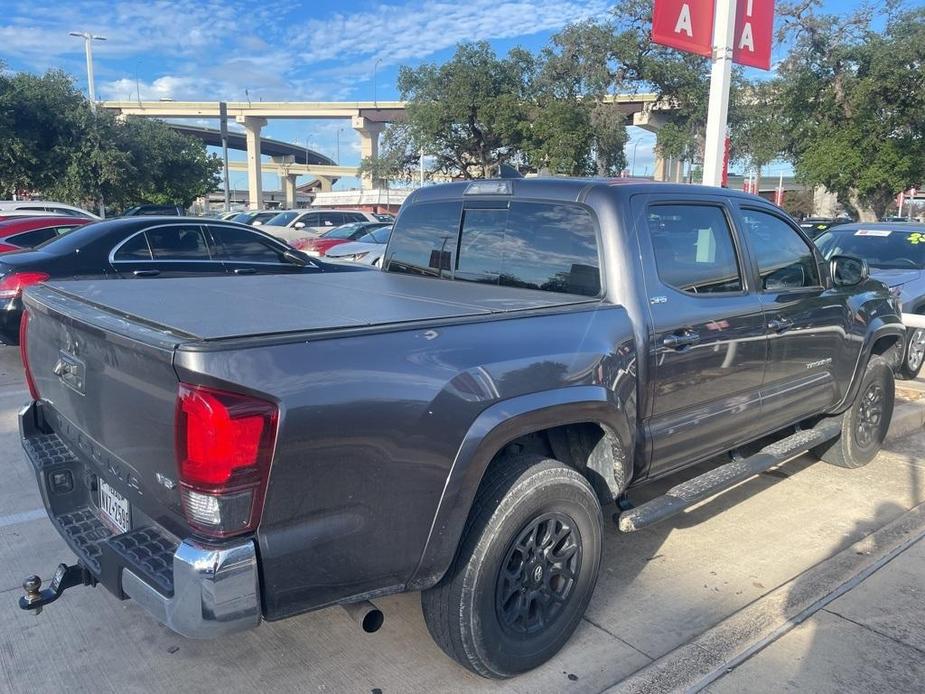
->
22 285 192 536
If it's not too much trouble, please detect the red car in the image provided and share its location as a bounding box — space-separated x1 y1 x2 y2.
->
293 221 389 256
0 216 91 253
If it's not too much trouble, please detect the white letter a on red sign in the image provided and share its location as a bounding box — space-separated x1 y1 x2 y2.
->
674 3 693 37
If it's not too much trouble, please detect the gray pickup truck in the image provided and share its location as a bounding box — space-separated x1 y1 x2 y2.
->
18 179 905 679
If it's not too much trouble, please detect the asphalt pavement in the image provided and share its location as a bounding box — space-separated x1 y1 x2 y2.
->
0 346 922 694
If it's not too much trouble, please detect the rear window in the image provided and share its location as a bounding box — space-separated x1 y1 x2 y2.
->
387 200 601 297
815 229 925 269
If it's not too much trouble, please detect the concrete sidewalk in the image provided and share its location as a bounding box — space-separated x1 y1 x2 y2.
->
707 534 925 693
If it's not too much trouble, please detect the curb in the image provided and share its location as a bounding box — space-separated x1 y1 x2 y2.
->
606 502 925 694
886 398 925 443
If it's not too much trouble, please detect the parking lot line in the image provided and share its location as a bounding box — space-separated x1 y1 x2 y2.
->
0 508 47 529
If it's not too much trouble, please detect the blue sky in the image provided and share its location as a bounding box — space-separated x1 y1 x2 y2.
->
0 0 882 191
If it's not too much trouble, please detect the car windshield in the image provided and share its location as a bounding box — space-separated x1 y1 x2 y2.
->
358 227 392 244
323 223 362 239
230 213 255 223
815 229 925 269
265 211 299 226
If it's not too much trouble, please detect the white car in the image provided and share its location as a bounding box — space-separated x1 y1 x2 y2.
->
0 201 99 220
323 226 392 267
260 209 380 245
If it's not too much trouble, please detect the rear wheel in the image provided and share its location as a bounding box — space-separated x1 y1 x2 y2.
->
421 455 602 679
814 356 894 468
898 327 925 380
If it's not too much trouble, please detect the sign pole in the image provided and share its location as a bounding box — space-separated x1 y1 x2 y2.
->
702 0 737 187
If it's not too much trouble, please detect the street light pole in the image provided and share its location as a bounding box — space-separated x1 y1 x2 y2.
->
336 127 343 163
69 32 106 111
630 140 640 176
373 58 382 109
70 31 107 217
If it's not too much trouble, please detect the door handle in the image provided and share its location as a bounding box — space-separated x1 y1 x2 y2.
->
132 269 160 277
233 267 257 275
768 318 793 333
662 332 701 349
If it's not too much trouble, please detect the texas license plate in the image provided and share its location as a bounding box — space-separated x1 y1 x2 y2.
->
99 479 131 534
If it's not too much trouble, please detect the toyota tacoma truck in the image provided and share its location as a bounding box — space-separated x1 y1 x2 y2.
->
17 179 905 679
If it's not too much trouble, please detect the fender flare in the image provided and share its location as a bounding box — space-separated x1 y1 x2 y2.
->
833 319 906 412
406 385 633 591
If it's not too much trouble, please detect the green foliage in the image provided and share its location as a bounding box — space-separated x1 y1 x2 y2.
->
773 2 925 220
398 42 533 178
359 122 422 185
0 67 221 210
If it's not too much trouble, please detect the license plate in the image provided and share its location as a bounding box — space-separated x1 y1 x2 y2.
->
99 480 131 534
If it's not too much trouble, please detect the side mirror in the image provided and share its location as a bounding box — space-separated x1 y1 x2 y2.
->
293 221 306 229
830 255 869 287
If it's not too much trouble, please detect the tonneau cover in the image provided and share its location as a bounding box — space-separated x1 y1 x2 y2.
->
43 271 595 341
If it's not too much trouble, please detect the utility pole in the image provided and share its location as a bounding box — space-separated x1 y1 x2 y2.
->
701 0 737 187
420 147 425 187
219 102 231 213
373 58 382 109
70 31 107 217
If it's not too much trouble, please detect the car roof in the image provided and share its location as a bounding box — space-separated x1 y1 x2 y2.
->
0 216 90 236
406 177 774 206
822 222 925 233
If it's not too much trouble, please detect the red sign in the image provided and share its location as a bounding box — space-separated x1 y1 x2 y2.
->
652 0 715 57
652 0 775 70
733 0 775 70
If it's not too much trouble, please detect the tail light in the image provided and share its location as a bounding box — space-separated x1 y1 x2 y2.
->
175 383 278 538
19 310 40 401
0 272 50 300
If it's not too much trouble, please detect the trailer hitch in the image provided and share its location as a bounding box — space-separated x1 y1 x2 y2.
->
19 563 97 614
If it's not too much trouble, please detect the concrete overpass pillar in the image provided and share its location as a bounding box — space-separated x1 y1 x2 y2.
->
352 115 385 190
282 174 298 208
316 176 333 193
633 108 670 182
239 116 267 209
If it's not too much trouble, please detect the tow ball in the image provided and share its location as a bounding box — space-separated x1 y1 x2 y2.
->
19 563 96 614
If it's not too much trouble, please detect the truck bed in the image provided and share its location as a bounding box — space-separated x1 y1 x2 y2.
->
44 271 597 342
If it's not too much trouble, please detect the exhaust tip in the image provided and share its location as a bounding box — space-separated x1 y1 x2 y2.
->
361 607 384 633
341 600 384 633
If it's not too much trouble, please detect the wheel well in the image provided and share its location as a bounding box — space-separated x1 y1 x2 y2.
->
871 334 901 356
491 422 630 506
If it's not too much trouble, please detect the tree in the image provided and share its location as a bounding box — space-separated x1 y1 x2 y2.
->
0 68 221 210
359 122 422 186
398 42 534 179
730 79 787 180
774 2 925 221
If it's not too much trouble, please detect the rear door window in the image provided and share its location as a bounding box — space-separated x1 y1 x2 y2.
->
386 201 463 276
113 232 153 260
145 225 211 260
648 204 743 294
208 225 286 263
318 212 344 227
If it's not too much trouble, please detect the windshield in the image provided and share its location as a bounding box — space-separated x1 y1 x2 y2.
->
815 229 925 269
323 223 362 239
358 227 392 244
265 211 299 227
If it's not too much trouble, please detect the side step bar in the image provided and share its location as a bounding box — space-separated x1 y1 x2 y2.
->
618 419 843 533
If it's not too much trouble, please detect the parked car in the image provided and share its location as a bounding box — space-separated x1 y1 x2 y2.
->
881 216 911 223
220 211 242 220
229 211 279 226
815 222 925 379
261 208 381 245
324 225 392 265
0 217 364 344
798 217 850 238
0 216 91 253
293 221 390 256
0 200 98 220
17 180 903 680
121 204 186 216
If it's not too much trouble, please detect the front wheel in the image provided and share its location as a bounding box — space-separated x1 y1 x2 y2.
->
898 327 925 380
814 356 894 468
421 455 602 679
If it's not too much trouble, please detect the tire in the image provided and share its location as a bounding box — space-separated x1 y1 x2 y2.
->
815 356 894 468
898 326 925 380
421 455 603 679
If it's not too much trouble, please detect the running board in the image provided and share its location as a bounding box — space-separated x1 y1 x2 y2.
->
617 419 843 533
